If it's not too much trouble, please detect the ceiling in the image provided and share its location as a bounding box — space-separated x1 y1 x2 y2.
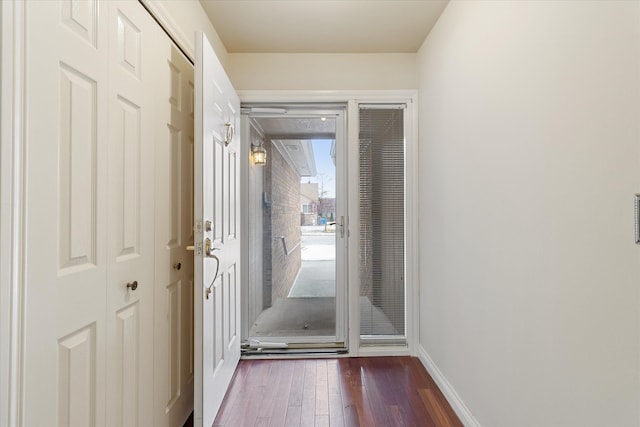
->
251 115 337 176
199 0 449 53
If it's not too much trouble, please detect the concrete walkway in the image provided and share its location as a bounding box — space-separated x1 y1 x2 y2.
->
249 227 336 337
249 226 398 338
288 260 335 297
288 227 336 297
248 297 335 337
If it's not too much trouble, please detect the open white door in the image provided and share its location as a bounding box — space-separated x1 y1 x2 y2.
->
194 32 242 426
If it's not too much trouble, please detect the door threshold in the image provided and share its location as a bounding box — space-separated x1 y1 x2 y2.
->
241 348 348 357
242 339 347 357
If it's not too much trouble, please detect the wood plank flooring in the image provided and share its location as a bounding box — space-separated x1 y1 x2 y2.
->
208 356 462 427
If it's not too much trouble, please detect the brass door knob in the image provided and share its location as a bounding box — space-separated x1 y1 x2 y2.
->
126 281 138 291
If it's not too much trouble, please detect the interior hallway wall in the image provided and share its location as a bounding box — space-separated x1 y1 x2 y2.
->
417 1 640 426
155 0 229 67
227 53 417 90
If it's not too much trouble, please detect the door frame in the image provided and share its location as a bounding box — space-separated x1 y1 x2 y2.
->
1 1 26 424
238 90 419 358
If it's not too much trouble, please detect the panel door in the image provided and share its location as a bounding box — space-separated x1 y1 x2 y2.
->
153 24 197 427
194 31 242 427
23 1 109 425
104 2 163 426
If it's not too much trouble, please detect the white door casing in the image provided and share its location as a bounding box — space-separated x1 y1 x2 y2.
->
1 1 26 425
194 31 242 426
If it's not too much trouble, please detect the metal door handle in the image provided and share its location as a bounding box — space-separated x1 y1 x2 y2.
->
339 216 345 238
205 255 220 300
186 241 219 256
126 280 138 291
205 238 221 257
173 262 182 271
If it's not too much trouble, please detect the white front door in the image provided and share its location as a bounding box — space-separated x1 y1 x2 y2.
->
194 32 242 426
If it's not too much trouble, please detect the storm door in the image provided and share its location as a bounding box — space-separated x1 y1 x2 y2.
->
242 105 348 353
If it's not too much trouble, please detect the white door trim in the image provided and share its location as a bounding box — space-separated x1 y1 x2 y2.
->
238 90 420 357
238 89 418 104
0 1 26 425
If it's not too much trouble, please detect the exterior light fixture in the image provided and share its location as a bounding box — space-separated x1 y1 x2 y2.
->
251 142 267 166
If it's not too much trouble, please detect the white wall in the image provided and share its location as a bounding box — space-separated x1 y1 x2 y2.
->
152 3 418 91
418 1 640 426
153 0 229 66
152 4 418 92
227 53 417 90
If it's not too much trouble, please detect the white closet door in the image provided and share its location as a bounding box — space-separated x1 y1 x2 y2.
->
23 1 109 425
105 2 162 426
153 23 196 427
23 1 169 425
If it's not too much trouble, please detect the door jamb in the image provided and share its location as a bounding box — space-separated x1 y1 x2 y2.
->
238 90 419 358
1 1 26 424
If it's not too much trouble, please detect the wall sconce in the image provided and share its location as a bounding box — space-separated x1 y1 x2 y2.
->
251 142 267 166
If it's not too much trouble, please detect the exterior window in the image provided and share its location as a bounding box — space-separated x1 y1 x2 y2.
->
359 105 406 343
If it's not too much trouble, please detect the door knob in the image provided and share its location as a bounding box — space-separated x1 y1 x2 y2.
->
126 280 138 291
173 262 182 271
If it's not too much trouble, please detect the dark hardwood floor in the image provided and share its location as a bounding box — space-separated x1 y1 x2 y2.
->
200 356 462 427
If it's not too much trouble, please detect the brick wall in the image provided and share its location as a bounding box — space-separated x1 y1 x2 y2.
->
263 141 302 305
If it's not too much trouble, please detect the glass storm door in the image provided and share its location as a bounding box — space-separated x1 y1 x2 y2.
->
243 105 348 353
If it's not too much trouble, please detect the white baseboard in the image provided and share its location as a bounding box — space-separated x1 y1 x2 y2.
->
416 345 481 427
357 346 411 357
